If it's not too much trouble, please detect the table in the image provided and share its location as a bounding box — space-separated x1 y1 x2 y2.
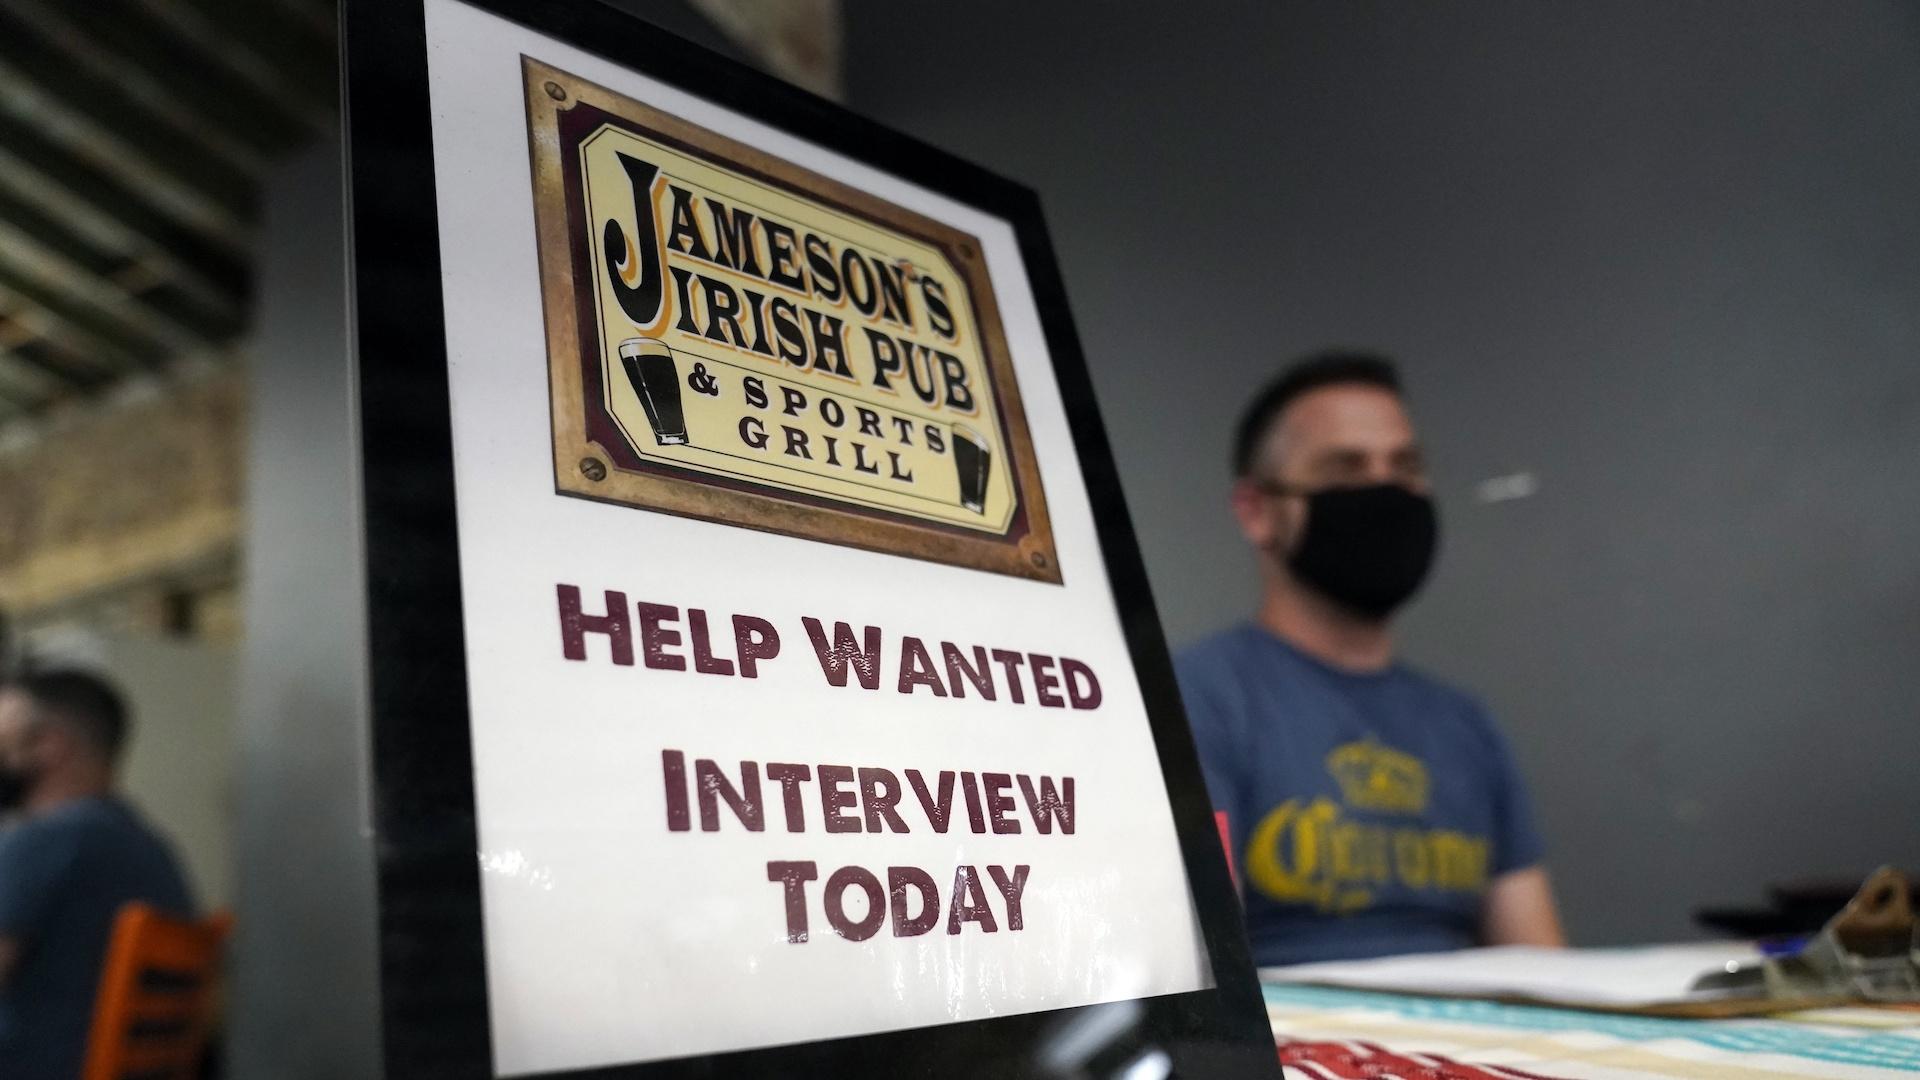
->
1267 982 1920 1079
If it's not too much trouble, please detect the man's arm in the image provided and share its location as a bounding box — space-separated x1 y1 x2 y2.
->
1481 865 1567 947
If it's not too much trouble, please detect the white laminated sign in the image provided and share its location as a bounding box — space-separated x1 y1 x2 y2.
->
347 1 1270 1076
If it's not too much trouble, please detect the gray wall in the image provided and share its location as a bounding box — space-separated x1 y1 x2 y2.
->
231 140 383 1076
109 632 238 910
847 1 1920 944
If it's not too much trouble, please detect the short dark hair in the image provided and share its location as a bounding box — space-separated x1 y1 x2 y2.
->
6 669 130 762
1231 350 1403 477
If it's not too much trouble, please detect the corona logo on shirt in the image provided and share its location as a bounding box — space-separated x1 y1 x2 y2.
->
522 58 1060 583
1327 740 1428 814
1244 741 1489 913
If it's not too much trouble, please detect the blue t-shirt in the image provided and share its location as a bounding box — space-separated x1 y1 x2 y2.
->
0 796 194 1080
1176 624 1544 968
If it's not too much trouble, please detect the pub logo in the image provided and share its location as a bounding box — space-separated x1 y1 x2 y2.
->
523 59 1060 582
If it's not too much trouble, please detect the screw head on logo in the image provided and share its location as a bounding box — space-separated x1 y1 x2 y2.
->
579 457 607 482
544 81 567 102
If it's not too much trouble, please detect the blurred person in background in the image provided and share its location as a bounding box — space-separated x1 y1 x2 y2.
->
1177 352 1565 966
0 669 194 1080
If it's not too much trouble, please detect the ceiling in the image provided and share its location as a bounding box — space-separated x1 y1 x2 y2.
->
0 0 336 423
0 0 837 433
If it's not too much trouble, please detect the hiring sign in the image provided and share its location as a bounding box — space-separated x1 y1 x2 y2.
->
347 0 1273 1076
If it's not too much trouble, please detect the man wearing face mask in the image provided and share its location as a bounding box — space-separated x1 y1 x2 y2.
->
1177 352 1564 966
0 669 193 1080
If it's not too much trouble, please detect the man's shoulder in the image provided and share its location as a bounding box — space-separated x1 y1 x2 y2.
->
1175 625 1251 673
1172 626 1273 734
0 801 98 854
1390 663 1510 745
1176 624 1299 683
0 807 89 909
3 799 166 864
1391 662 1484 710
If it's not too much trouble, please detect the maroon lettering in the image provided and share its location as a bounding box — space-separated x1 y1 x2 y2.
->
1061 658 1103 710
818 764 859 833
906 769 955 834
1017 775 1076 835
687 608 735 676
695 758 763 831
988 648 1028 704
946 865 998 934
766 762 811 832
824 865 886 942
858 767 909 833
733 615 780 678
981 772 1020 834
802 617 883 689
896 636 948 696
1029 653 1065 708
988 864 1031 931
889 866 940 937
636 601 686 671
661 748 689 832
959 770 987 834
767 860 818 943
942 643 995 700
556 584 632 665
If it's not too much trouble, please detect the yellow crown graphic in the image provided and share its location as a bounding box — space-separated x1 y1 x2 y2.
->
1326 741 1429 815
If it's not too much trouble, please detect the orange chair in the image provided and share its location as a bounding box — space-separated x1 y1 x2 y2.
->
80 903 232 1080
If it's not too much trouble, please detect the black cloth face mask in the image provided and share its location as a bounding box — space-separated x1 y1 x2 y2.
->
1280 483 1440 621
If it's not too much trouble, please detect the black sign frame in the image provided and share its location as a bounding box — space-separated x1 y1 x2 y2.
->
342 0 1278 1075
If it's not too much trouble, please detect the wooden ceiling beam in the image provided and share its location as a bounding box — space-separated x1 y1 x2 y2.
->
0 338 113 396
0 251 178 376
0 179 243 337
121 0 334 134
0 337 74 409
0 276 153 382
0 59 254 248
0 112 248 282
178 0 337 93
56 1 315 158
0 1 272 179
0 283 152 390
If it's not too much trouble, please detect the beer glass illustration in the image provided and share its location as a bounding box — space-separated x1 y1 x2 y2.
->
617 337 689 445
950 424 992 513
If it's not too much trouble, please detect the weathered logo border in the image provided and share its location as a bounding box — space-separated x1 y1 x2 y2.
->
523 57 1061 583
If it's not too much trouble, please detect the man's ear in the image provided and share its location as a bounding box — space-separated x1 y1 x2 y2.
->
1230 478 1276 549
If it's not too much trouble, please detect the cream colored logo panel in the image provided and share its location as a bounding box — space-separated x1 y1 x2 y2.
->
526 59 1059 581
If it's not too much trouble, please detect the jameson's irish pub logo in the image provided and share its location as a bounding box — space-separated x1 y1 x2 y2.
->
524 59 1059 582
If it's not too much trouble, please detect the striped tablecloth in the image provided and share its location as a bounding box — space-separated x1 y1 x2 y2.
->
1267 982 1920 1079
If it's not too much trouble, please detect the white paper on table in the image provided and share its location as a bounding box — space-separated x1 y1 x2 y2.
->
1263 943 1763 1008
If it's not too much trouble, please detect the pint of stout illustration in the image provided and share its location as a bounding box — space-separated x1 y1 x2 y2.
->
950 424 991 513
617 337 689 445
